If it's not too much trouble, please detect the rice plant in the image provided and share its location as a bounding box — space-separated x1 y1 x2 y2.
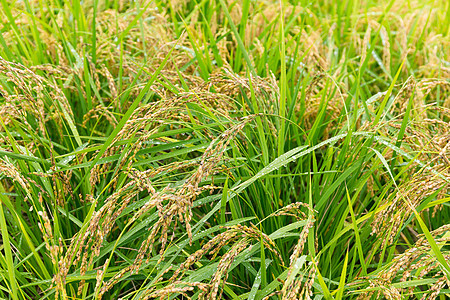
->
0 0 449 299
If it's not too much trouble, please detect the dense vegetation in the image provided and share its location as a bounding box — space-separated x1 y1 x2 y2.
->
0 0 449 299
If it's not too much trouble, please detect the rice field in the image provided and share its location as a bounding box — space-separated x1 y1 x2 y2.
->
0 0 449 299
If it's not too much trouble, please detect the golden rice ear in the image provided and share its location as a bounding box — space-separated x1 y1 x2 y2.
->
79 116 255 297
370 95 449 249
0 57 73 138
358 224 450 300
0 158 32 191
139 281 210 300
